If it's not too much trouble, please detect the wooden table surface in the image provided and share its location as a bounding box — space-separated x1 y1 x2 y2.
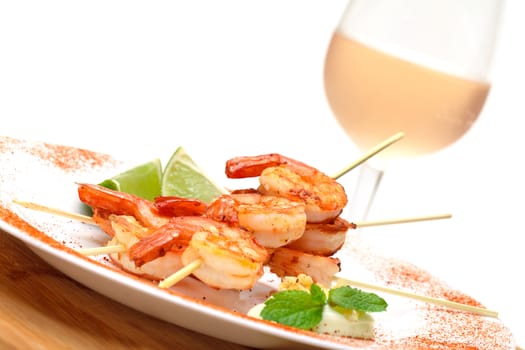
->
0 231 253 350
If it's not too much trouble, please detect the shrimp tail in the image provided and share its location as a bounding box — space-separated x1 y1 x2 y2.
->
225 153 299 178
129 222 190 267
77 183 167 228
91 208 115 236
205 194 240 225
154 196 208 217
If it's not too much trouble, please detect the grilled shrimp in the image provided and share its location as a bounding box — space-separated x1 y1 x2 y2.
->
205 193 307 248
106 215 186 280
78 184 201 280
129 216 269 290
267 247 341 287
286 217 356 256
225 153 348 223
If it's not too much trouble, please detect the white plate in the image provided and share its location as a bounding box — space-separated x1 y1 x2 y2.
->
0 136 517 349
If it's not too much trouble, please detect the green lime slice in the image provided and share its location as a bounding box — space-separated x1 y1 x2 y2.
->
99 158 162 201
161 147 224 203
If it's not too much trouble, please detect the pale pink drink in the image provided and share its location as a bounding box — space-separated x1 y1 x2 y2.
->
324 34 491 159
323 0 504 220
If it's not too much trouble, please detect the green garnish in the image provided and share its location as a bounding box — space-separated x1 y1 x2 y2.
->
260 284 326 330
329 285 388 312
260 284 387 330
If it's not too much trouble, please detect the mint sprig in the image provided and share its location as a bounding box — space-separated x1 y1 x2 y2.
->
260 283 387 330
260 284 326 330
329 285 388 312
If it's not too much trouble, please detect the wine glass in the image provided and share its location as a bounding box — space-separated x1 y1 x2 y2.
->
323 0 504 221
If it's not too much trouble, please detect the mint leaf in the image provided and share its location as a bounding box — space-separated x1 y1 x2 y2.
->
260 284 326 330
328 286 388 312
309 283 327 304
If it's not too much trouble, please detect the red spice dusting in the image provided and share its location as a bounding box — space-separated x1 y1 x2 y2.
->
35 142 115 172
0 136 116 172
342 241 516 349
0 206 62 248
395 336 479 349
0 136 23 153
441 290 484 308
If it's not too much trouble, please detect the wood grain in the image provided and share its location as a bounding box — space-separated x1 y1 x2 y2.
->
0 231 252 350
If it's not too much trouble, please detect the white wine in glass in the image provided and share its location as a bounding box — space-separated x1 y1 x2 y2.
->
324 0 504 220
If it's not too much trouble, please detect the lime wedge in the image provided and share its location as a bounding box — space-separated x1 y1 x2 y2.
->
99 158 162 201
161 147 224 203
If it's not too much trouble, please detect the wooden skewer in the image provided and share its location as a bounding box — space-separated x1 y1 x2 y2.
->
14 200 451 232
12 200 95 225
76 244 127 256
355 213 452 228
158 260 202 288
13 199 452 253
336 277 499 318
332 131 404 179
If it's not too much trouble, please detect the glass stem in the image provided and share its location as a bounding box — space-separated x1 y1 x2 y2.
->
347 162 384 222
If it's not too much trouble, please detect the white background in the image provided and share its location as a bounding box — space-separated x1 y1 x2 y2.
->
1 1 523 347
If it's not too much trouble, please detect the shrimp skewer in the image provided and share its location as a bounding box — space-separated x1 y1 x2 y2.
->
77 177 348 288
90 210 269 290
225 153 348 223
76 184 332 288
77 184 269 290
106 214 187 281
77 184 197 281
78 157 349 290
128 216 269 290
